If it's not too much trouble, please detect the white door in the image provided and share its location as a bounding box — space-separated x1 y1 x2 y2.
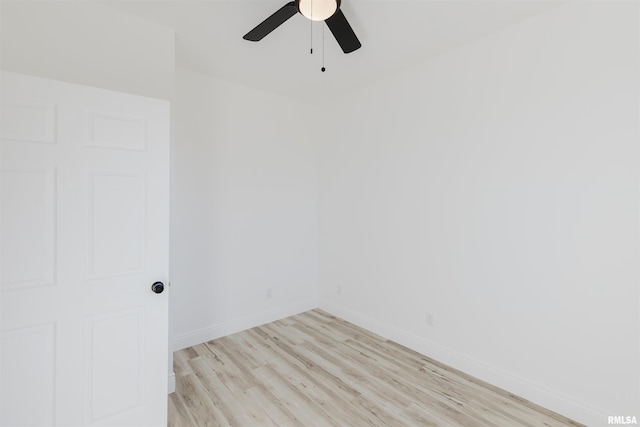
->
0 72 170 427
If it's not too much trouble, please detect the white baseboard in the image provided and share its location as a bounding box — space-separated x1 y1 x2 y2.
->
168 370 176 394
173 299 317 351
319 300 608 427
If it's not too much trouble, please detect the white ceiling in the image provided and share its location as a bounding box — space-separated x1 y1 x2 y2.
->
101 0 560 104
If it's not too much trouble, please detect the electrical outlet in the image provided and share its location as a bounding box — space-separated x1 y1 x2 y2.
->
425 312 434 327
266 288 272 299
337 285 342 295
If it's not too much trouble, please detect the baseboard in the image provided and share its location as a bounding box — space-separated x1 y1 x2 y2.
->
168 370 176 394
173 299 318 351
319 300 608 427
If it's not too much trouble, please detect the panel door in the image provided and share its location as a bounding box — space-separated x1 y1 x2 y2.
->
0 71 170 427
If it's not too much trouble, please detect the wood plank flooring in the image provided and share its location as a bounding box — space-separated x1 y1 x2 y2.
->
168 309 583 427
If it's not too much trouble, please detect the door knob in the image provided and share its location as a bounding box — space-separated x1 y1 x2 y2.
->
151 282 164 294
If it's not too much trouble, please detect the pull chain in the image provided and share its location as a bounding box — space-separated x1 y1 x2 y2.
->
321 22 326 72
310 0 313 54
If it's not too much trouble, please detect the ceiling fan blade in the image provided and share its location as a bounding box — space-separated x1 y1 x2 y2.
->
243 2 298 42
325 9 361 54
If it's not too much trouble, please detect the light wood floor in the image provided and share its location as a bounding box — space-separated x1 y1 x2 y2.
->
168 309 583 427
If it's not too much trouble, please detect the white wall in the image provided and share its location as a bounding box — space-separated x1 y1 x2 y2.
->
171 68 319 349
0 1 175 100
317 3 639 426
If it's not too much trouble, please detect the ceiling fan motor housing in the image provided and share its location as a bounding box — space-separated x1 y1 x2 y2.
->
296 0 341 21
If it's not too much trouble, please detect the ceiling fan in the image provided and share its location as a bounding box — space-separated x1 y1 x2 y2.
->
243 0 361 54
